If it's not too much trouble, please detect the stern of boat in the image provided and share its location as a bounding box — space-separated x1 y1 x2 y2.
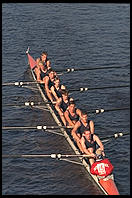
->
99 174 119 195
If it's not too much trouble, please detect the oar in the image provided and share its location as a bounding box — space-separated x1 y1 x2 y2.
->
2 153 91 158
2 81 45 86
2 125 73 130
3 102 129 115
69 84 129 92
3 99 80 107
55 65 127 73
87 107 129 114
3 101 56 107
100 132 129 142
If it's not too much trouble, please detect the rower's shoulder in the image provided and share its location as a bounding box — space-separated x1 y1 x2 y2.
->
89 119 94 125
56 97 62 105
34 66 39 72
81 135 85 142
60 85 66 90
75 120 81 126
93 134 99 140
76 108 82 114
50 85 55 90
64 109 69 116
47 59 50 63
45 75 49 80
36 57 40 63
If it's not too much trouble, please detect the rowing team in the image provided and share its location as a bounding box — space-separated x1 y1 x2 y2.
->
33 51 114 177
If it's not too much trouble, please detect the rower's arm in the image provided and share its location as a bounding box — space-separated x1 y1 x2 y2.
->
71 121 81 141
80 137 88 154
55 98 62 113
81 137 95 156
94 135 105 156
34 68 43 83
45 76 54 102
55 98 67 126
89 120 94 134
51 86 59 101
36 57 40 66
64 110 75 127
47 60 51 67
76 108 82 118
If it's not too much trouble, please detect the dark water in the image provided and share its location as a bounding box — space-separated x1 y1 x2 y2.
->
2 3 130 195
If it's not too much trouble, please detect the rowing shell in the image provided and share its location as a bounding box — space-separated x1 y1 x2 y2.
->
27 52 119 195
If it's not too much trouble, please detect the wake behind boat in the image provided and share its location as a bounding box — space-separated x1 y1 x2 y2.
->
26 49 119 195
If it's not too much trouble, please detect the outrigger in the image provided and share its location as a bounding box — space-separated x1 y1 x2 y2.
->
26 48 119 195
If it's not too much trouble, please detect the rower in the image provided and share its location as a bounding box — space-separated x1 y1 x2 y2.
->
33 61 47 84
55 89 74 126
36 51 51 70
64 100 82 127
80 130 105 166
71 110 94 153
50 77 66 101
45 69 56 103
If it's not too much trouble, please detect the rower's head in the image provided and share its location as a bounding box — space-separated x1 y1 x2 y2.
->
41 51 48 62
68 100 76 112
61 89 69 100
83 130 91 139
47 60 51 68
81 110 88 122
48 69 55 79
54 77 60 86
38 61 46 70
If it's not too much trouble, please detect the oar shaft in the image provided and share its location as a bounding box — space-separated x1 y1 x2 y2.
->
87 107 129 114
100 132 129 141
69 85 129 92
2 154 52 158
4 102 52 107
104 107 129 112
3 100 79 107
56 65 126 73
2 126 37 130
3 102 129 114
2 125 73 130
2 153 91 158
2 81 44 86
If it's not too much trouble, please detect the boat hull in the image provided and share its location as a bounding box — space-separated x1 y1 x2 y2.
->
27 52 119 195
99 176 119 195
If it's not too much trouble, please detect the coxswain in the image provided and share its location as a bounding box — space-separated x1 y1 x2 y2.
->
80 130 105 165
55 89 74 126
45 69 56 103
50 77 66 101
90 149 114 178
71 110 94 153
64 100 82 127
36 51 51 70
